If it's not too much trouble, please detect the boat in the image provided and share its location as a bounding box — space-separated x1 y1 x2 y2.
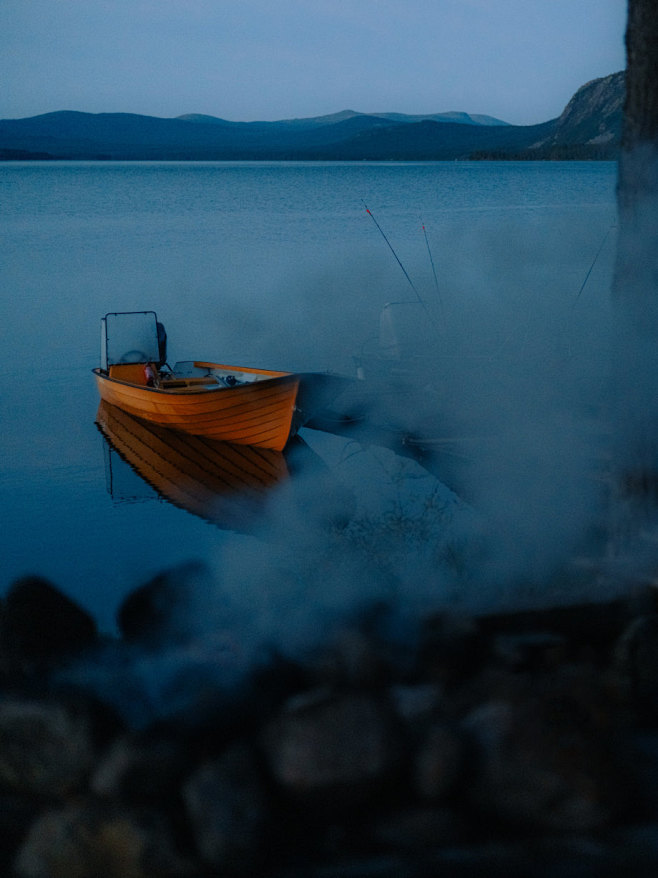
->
93 311 347 451
96 400 290 529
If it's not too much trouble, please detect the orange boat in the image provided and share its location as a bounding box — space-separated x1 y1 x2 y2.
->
92 311 337 451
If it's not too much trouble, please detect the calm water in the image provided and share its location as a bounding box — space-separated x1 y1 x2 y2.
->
0 161 619 635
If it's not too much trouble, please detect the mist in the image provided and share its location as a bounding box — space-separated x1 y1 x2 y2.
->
0 159 626 726
194 213 619 621
74 210 624 725
287 216 618 600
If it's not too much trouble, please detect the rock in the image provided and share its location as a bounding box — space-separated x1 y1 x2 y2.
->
8 565 658 875
461 668 630 833
628 734 658 814
479 597 635 666
417 613 485 687
430 836 609 878
490 631 567 671
91 732 188 805
367 805 465 851
608 824 658 873
260 689 401 809
14 802 193 878
117 561 218 647
275 852 419 878
2 576 97 672
306 625 391 689
0 699 94 799
413 721 464 801
0 794 42 873
612 613 658 721
389 682 443 725
182 743 269 873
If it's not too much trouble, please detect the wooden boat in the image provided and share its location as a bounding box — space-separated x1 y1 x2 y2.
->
93 311 345 451
96 400 289 529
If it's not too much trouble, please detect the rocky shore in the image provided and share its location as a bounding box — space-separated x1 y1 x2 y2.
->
3 565 658 876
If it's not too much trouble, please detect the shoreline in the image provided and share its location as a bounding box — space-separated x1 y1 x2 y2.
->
3 564 658 875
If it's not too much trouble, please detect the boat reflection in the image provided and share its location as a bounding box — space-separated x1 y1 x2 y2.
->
96 400 291 531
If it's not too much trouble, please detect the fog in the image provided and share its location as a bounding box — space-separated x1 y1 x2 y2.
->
0 159 630 723
177 214 620 621
90 214 625 684
606 147 658 587
293 218 615 591
68 211 628 725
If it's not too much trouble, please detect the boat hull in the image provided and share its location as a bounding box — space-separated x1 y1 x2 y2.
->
93 363 301 451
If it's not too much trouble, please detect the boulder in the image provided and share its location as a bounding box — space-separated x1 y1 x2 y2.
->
14 802 193 878
117 561 217 647
2 576 97 672
182 743 269 873
413 721 464 801
612 613 658 721
91 732 188 805
260 689 401 809
0 699 94 799
462 667 630 832
366 805 465 852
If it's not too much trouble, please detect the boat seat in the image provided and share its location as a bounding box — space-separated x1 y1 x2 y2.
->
108 363 158 385
159 376 220 389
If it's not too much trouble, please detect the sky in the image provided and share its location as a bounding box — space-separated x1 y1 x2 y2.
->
1 0 627 126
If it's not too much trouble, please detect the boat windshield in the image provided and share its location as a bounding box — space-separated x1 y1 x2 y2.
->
101 311 161 370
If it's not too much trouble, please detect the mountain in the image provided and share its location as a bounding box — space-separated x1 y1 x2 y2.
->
453 71 624 161
288 118 558 161
176 109 509 128
372 111 508 126
534 71 624 157
0 110 420 160
0 73 624 161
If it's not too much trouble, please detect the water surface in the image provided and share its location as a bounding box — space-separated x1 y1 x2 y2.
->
0 161 618 633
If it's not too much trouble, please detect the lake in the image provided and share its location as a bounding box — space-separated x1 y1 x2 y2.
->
0 160 619 638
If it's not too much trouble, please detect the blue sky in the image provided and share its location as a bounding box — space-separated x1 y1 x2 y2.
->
1 0 627 125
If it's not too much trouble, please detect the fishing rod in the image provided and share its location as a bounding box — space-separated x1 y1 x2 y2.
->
363 201 424 304
421 218 443 312
573 222 617 304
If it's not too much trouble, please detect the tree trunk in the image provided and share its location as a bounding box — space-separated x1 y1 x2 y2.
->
611 0 658 562
616 0 658 283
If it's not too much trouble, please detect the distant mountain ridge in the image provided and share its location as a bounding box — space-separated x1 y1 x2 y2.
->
176 108 509 128
0 73 624 161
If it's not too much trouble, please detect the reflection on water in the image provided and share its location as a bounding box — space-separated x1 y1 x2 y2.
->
96 401 291 532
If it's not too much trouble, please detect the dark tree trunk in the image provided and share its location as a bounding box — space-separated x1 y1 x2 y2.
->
610 0 658 560
616 0 658 273
619 0 658 147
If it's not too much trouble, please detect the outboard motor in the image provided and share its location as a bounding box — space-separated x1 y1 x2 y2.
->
156 321 167 367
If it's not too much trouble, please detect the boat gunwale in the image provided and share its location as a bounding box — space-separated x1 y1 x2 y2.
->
92 366 299 397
